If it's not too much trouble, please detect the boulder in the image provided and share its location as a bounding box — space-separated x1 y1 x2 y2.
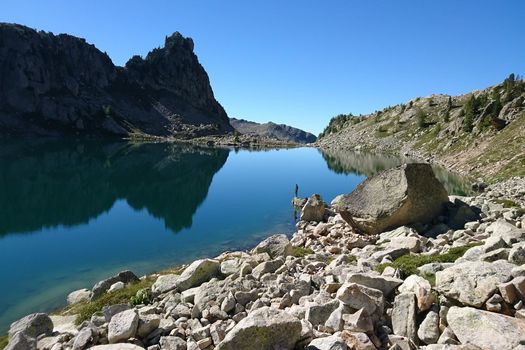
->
342 308 373 333
72 326 95 350
346 273 403 295
90 345 147 350
486 219 525 245
340 331 376 350
215 307 302 350
336 283 384 315
5 332 36 350
107 309 139 344
417 306 440 345
152 274 180 294
447 306 525 350
398 275 434 311
305 299 340 326
301 194 326 222
435 260 513 307
332 163 449 235
67 288 92 305
306 335 348 350
175 259 220 292
391 293 417 342
91 270 139 300
159 336 188 350
8 313 53 340
251 234 293 258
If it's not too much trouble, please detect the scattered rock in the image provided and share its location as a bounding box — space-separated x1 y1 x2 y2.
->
251 234 293 258
301 194 326 222
107 309 139 344
8 313 53 340
391 293 417 341
67 289 92 305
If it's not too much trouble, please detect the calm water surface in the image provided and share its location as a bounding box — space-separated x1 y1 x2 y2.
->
0 140 469 332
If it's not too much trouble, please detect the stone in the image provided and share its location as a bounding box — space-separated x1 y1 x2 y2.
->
91 270 139 299
152 274 180 294
234 289 259 306
391 293 417 341
219 259 241 276
324 302 345 331
306 335 348 350
174 259 221 292
196 337 212 348
103 304 131 322
435 260 513 307
159 336 187 350
342 308 373 333
398 274 434 311
498 281 517 304
137 314 161 338
67 288 92 305
346 273 403 295
8 313 53 340
332 163 449 234
72 326 94 350
447 306 525 350
301 194 326 222
306 299 340 326
336 282 384 315
340 331 376 350
85 346 146 350
215 307 302 350
509 243 525 264
486 219 525 245
5 332 37 350
417 306 440 345
107 309 139 344
251 258 284 279
221 292 236 313
251 234 293 258
210 321 229 345
108 281 125 293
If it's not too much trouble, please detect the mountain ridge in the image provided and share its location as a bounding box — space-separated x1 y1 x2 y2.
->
0 23 232 138
230 117 317 144
318 75 525 182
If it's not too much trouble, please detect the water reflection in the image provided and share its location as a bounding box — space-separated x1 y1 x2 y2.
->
319 148 470 195
0 140 229 236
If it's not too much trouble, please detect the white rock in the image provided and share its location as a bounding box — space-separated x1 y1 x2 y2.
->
107 309 139 344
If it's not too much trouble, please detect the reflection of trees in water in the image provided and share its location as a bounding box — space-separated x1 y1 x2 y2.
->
319 148 470 195
0 140 229 236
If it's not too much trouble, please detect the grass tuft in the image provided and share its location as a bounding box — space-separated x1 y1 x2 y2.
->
291 246 314 257
376 243 481 277
61 277 155 325
0 335 7 350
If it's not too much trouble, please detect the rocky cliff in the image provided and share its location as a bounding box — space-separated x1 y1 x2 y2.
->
0 23 232 137
230 118 317 144
318 75 525 182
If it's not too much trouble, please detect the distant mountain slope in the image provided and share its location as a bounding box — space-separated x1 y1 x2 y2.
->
317 75 525 182
230 118 317 144
0 23 232 137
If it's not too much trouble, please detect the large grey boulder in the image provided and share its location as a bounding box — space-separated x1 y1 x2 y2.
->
152 274 180 294
417 306 440 345
8 313 53 340
332 163 449 234
398 275 434 311
301 194 326 222
435 260 513 307
447 306 525 349
336 283 384 315
251 234 293 258
107 309 139 344
346 273 403 295
306 335 347 350
215 307 302 350
91 270 139 300
159 336 187 349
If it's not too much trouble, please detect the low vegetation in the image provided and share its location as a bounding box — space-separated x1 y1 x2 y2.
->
0 335 7 350
61 277 155 325
291 246 314 257
376 243 482 277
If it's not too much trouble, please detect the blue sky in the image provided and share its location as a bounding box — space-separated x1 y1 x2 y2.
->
1 1 524 134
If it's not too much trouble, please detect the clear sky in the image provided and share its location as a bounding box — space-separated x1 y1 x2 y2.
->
1 1 524 134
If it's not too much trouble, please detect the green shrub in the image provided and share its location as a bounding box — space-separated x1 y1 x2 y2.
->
64 278 155 325
291 246 314 257
416 108 427 128
376 243 481 277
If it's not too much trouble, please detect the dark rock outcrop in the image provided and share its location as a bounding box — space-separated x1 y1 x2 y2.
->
230 118 317 144
332 163 449 234
0 23 232 137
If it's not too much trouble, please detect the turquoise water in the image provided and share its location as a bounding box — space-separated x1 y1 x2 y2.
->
0 140 469 332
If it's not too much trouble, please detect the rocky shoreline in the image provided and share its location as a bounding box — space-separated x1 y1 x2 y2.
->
3 166 525 350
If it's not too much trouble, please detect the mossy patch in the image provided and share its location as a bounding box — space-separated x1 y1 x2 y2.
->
291 246 314 257
0 335 7 350
60 277 155 325
493 199 520 208
376 243 481 277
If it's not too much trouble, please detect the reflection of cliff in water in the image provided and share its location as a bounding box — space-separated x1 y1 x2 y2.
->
320 148 470 195
0 140 229 236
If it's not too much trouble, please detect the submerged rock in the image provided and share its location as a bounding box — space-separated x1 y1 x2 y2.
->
332 163 449 234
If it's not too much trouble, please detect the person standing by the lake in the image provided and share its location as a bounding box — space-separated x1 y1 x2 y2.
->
294 183 299 197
